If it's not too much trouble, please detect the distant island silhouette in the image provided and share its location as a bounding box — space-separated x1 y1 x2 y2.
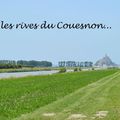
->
95 55 117 67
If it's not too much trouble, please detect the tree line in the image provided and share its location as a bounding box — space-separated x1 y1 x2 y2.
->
17 60 52 67
0 60 52 69
58 61 93 67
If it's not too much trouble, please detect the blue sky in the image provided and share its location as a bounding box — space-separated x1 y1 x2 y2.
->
0 0 120 65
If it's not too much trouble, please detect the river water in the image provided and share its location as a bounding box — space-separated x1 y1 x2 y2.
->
0 70 59 79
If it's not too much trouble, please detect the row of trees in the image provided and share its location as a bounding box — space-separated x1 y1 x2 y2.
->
0 60 21 69
0 60 52 69
0 64 22 69
58 61 93 67
17 60 52 67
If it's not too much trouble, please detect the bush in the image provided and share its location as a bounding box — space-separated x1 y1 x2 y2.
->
74 67 82 72
92 67 95 70
79 67 82 71
74 68 78 72
59 68 66 73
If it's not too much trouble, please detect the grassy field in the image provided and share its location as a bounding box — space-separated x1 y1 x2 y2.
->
0 69 118 120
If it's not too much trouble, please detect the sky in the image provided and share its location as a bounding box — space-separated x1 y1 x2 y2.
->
0 0 120 65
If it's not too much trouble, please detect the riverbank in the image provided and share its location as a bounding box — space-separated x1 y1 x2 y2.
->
0 67 60 73
0 69 117 120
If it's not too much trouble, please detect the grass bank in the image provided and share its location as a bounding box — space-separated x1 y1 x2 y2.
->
0 67 59 73
0 69 117 120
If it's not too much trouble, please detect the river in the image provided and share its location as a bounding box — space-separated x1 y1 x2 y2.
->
0 70 59 79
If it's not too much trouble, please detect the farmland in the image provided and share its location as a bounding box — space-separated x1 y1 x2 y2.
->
0 69 119 120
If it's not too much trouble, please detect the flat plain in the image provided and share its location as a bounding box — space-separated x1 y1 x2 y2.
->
0 69 119 120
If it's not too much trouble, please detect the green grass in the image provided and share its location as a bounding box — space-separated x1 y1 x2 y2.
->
0 69 117 120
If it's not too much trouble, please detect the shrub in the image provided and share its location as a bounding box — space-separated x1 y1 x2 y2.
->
74 67 82 72
74 68 78 72
59 67 66 73
79 67 82 71
92 67 95 70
